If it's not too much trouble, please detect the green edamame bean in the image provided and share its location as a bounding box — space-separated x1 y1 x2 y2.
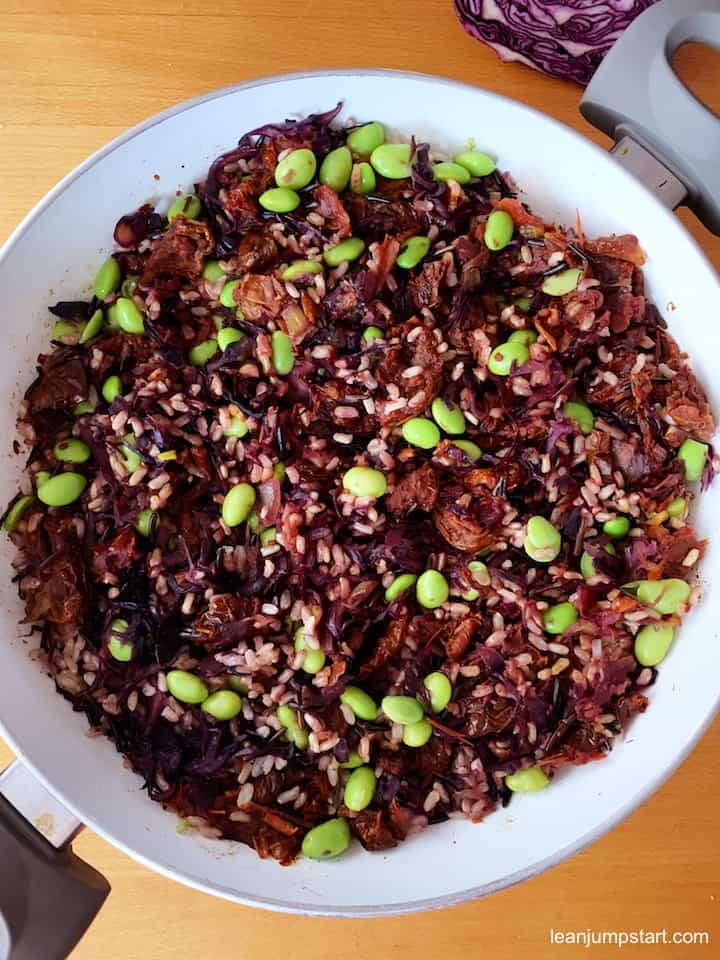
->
488 340 529 375
53 439 91 464
294 627 326 674
416 569 449 609
666 497 687 518
73 400 95 416
227 675 249 694
542 267 582 296
580 543 615 579
350 161 377 195
339 686 377 722
135 508 157 537
381 695 424 725
339 750 364 769
678 438 708 482
108 637 134 663
603 516 630 538
108 619 133 662
324 237 365 267
114 297 145 335
118 435 141 473
188 339 218 366
401 417 440 449
396 235 430 269
35 472 51 489
217 327 243 352
107 302 122 330
52 320 80 342
370 142 412 179
384 573 417 603
454 150 495 176
461 559 489 601
79 309 104 345
484 210 514 251
634 622 674 667
121 276 138 298
636 579 691 615
347 122 385 157
243 509 260 537
102 375 122 404
276 704 308 748
563 400 594 435
260 526 276 547
106 307 126 336
167 194 202 221
524 515 561 563
542 601 578 635
343 766 377 812
167 669 209 704
224 415 249 438
3 495 35 532
431 397 466 435
222 482 256 527
219 279 240 308
289 727 309 749
319 146 353 192
259 187 300 213
276 706 308 747
274 148 317 190
362 326 384 343
301 818 350 859
94 258 121 300
271 330 295 376
277 703 300 729
453 439 482 462
203 260 226 281
508 328 537 347
469 559 489 582
423 672 452 713
513 295 531 312
433 161 471 184
280 260 323 282
342 466 387 498
273 462 286 483
36 473 86 507
402 718 432 748
526 518 560 553
505 766 550 792
201 690 243 720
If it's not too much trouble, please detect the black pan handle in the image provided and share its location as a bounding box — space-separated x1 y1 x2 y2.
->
0 761 109 960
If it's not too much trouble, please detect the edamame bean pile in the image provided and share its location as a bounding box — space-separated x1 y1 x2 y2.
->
4 102 716 863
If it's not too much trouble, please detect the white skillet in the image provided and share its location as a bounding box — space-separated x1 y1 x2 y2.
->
0 1 718 955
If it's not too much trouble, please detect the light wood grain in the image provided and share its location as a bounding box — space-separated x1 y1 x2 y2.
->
1 3 719 958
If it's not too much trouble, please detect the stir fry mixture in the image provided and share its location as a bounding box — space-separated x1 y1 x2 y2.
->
4 104 716 863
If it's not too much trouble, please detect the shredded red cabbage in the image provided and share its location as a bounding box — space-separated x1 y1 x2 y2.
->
454 0 658 85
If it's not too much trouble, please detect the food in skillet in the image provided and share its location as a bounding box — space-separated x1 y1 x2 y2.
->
4 104 715 862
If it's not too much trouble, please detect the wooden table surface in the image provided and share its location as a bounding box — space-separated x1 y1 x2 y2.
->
1 3 719 957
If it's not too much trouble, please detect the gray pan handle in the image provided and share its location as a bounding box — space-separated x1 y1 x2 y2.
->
0 761 109 960
580 0 720 235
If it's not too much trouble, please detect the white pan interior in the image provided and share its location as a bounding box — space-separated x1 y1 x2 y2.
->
0 71 718 915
